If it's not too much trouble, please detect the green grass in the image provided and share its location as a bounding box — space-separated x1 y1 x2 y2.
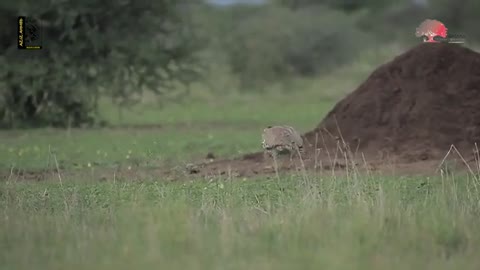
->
0 99 331 171
3 43 480 269
0 93 335 170
0 43 404 171
2 173 480 270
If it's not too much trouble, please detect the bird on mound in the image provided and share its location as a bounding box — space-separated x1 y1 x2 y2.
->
261 125 304 162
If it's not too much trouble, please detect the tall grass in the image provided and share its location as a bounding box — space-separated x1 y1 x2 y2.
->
1 169 480 270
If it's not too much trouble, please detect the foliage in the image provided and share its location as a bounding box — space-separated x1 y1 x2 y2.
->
0 0 201 128
2 174 480 269
220 5 372 89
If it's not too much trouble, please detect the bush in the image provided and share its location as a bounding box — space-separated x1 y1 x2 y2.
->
0 0 201 128
221 5 372 89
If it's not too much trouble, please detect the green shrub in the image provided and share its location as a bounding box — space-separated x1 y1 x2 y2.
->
222 5 372 89
0 0 201 128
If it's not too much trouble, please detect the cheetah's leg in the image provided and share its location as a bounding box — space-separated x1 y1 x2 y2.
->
295 146 307 173
272 150 280 181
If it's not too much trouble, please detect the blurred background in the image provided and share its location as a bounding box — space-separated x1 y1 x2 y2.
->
1 0 479 129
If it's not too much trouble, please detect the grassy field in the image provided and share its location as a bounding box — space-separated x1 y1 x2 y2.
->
0 43 392 171
2 172 480 269
0 95 331 171
2 44 480 269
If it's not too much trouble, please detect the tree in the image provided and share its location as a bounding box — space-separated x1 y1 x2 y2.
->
0 0 202 128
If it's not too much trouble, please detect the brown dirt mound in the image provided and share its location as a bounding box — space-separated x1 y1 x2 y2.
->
185 43 480 178
306 42 480 162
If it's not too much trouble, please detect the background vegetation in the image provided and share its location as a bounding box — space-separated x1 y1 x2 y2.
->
1 1 480 269
1 0 479 127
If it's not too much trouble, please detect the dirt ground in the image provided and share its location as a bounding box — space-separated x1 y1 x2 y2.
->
3 147 478 182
